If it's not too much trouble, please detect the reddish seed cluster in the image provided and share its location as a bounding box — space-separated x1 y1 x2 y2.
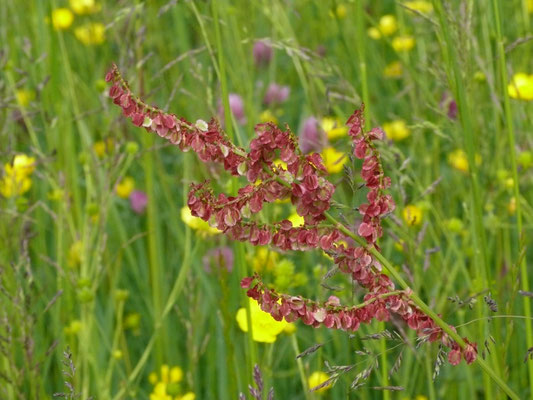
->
241 274 448 346
106 65 477 366
347 107 395 245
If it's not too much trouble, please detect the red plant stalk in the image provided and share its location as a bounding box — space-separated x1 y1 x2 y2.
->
105 64 476 366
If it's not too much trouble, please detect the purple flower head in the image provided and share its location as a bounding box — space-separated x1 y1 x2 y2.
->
253 40 272 67
440 92 458 120
447 100 458 120
203 246 234 273
218 93 247 126
299 116 326 154
129 190 148 214
263 83 290 106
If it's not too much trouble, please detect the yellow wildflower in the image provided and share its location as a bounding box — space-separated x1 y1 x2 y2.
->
321 117 347 140
415 396 429 400
180 206 220 236
518 151 533 169
252 247 279 272
74 22 105 45
445 217 464 234
448 149 481 173
321 146 347 174
384 61 403 78
508 73 533 101
93 138 114 158
335 4 347 19
236 299 291 343
112 350 123 360
288 212 304 227
402 204 423 226
367 27 382 40
383 120 410 141
67 240 83 268
529 0 533 13
51 8 74 30
149 365 185 400
124 312 141 331
474 71 486 82
392 36 415 52
404 1 433 13
259 109 278 124
64 319 82 335
308 371 332 393
69 0 101 14
15 89 35 107
12 154 36 175
116 177 135 199
1 154 36 198
368 15 398 39
48 188 64 201
508 197 516 215
180 393 195 400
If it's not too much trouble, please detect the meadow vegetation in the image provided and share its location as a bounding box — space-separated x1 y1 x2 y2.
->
1 1 533 399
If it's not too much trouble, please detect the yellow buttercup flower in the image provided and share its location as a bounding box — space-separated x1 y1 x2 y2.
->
67 240 83 268
448 149 481 173
180 393 196 400
15 89 35 107
51 8 74 30
321 146 347 174
404 1 433 13
259 109 278 124
368 15 398 39
383 120 410 141
180 206 220 236
69 0 101 14
402 204 423 226
124 312 141 332
367 27 382 40
508 197 516 215
74 22 105 45
64 319 83 335
308 371 332 393
11 154 35 177
0 154 36 198
384 61 403 78
392 35 415 52
508 73 533 101
236 299 291 343
251 247 279 272
93 138 114 158
149 365 186 400
288 212 304 227
321 117 347 140
336 4 347 19
116 177 135 199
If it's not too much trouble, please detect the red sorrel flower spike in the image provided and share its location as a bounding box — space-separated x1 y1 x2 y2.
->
106 65 477 367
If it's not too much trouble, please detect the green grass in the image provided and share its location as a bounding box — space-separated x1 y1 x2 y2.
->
1 0 532 399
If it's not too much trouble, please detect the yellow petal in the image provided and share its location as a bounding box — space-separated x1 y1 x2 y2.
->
51 8 74 30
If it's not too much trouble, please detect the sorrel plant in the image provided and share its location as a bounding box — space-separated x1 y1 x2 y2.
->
105 64 518 399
